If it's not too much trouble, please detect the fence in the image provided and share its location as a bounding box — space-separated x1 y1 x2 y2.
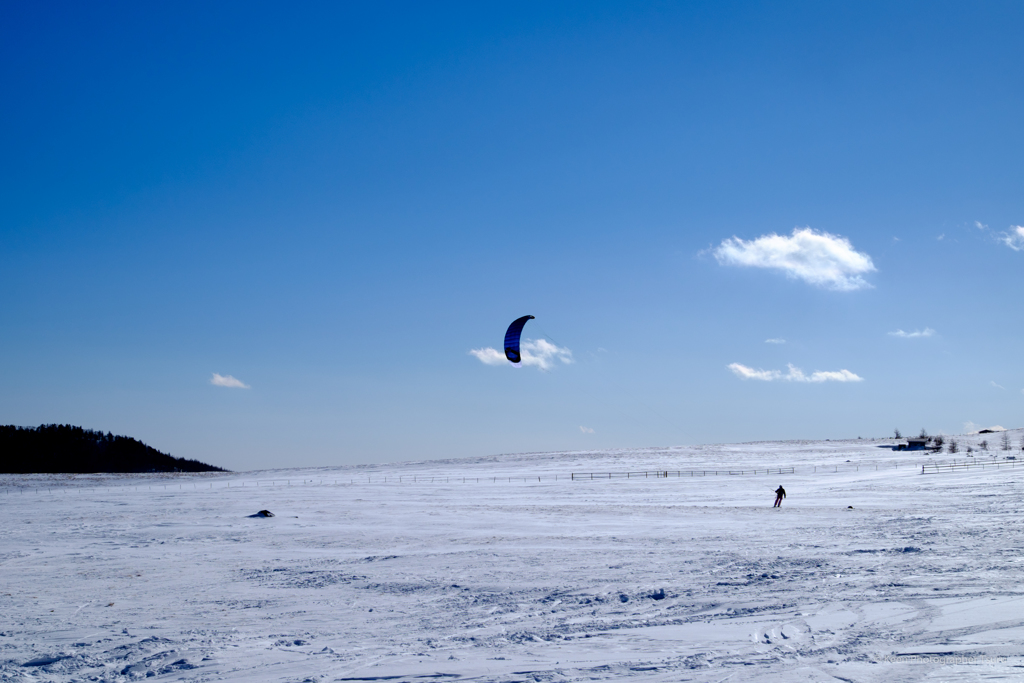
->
570 467 795 480
921 459 1020 474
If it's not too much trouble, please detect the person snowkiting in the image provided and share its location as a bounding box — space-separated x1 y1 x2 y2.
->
774 485 786 507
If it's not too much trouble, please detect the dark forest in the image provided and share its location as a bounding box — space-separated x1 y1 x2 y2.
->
0 424 225 473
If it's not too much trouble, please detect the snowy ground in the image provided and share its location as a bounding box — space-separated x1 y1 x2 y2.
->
3 433 1024 682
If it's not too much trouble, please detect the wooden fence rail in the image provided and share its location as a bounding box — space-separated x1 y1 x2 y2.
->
921 459 1020 474
570 468 796 480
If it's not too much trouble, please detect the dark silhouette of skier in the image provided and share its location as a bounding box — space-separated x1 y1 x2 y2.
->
774 485 786 507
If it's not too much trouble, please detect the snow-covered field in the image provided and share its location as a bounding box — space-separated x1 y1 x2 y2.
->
3 433 1024 682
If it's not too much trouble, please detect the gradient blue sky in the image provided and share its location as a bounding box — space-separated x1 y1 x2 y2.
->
3 1 1023 470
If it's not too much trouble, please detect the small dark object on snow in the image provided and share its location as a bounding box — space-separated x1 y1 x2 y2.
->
649 588 666 600
23 656 66 667
848 506 854 509
249 510 274 518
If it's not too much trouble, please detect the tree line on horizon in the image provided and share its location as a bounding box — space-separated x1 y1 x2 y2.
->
0 424 226 474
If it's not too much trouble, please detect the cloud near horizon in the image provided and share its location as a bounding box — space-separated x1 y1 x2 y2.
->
579 426 595 434
765 338 786 344
888 328 935 338
963 422 1005 434
470 338 573 370
713 227 875 291
728 362 863 383
210 373 250 389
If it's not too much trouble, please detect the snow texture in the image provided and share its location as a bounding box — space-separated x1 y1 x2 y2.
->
3 432 1024 682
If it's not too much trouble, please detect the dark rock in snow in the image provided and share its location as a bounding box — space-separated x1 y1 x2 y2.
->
249 510 275 518
22 655 66 667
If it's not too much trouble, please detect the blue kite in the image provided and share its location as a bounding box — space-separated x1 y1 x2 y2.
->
503 315 535 363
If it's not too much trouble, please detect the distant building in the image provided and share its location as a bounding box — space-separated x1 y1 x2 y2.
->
895 438 930 451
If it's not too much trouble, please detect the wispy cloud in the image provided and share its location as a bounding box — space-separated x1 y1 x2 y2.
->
728 363 863 383
469 339 573 370
713 227 875 291
210 373 250 389
468 348 507 365
976 221 1024 250
579 426 595 434
728 363 782 381
765 338 786 344
888 328 936 339
999 226 1024 251
786 366 863 382
520 339 573 369
991 381 1006 390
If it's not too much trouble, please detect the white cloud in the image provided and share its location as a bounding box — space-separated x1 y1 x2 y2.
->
765 338 786 344
469 339 573 371
727 363 782 381
468 347 508 365
999 226 1024 251
210 373 250 389
728 362 862 383
975 221 988 230
520 339 573 369
888 328 936 338
787 365 863 383
991 381 1005 390
579 426 595 434
713 227 876 291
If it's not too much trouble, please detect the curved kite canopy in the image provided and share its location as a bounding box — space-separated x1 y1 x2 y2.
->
504 315 535 363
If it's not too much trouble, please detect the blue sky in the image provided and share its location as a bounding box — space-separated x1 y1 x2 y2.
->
3 1 1023 470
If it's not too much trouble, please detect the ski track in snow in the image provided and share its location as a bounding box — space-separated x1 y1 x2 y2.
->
3 437 1024 682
